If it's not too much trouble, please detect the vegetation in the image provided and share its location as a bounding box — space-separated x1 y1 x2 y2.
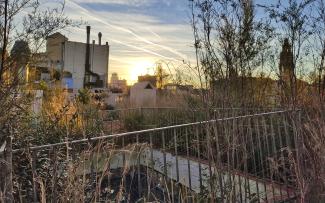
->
2 0 325 202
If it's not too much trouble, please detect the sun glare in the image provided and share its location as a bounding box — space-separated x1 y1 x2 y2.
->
129 60 155 83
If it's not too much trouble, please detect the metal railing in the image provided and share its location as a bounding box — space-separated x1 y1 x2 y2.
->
3 109 301 202
83 107 284 134
52 107 281 138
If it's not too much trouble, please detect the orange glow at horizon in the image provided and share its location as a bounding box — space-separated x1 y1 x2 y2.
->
128 60 156 84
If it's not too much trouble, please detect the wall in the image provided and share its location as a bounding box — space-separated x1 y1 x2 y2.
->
63 41 109 89
130 84 156 107
46 33 66 68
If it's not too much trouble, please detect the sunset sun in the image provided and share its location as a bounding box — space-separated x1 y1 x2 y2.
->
129 60 155 83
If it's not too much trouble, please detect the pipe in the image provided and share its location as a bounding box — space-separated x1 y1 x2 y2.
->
84 26 100 88
85 26 91 72
98 32 102 45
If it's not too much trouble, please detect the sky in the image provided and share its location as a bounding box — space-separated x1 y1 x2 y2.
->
58 0 195 84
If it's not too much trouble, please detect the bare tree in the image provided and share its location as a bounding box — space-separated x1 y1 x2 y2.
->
260 0 315 107
0 0 81 201
311 0 325 101
190 0 274 107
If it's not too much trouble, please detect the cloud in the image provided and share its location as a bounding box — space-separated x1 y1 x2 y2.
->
60 0 195 81
72 0 182 7
67 0 191 58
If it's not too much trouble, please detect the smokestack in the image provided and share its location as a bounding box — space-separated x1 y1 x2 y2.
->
98 32 102 45
85 26 91 72
86 26 90 45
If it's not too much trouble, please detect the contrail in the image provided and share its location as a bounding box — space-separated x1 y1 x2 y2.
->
66 0 186 61
146 27 162 40
72 27 176 61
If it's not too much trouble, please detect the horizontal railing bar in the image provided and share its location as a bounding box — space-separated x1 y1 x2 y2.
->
62 107 285 115
7 109 298 154
102 107 284 112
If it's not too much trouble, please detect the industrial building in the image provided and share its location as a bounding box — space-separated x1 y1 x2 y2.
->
31 26 110 91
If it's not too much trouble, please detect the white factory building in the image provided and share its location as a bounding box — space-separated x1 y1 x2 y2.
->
34 26 109 91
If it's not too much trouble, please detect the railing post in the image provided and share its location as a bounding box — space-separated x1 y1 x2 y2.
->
185 128 192 191
173 128 180 202
240 117 252 202
136 134 142 198
205 122 214 201
121 135 126 197
148 133 154 200
162 131 167 178
281 112 292 199
213 120 225 201
269 114 277 199
254 116 267 202
174 128 179 183
247 117 260 202
195 125 203 193
293 110 303 200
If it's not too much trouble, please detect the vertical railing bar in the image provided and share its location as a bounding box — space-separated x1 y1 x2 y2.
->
195 125 203 193
206 122 215 200
121 135 126 196
293 110 302 200
236 117 243 203
214 120 224 201
122 136 125 167
185 127 192 191
254 117 267 202
136 134 142 198
242 117 251 203
224 118 232 201
231 114 237 201
269 114 277 200
254 117 266 203
275 113 284 200
31 150 38 203
148 133 153 200
254 117 265 178
51 147 58 203
282 112 292 150
281 113 291 199
162 131 167 179
174 128 179 183
248 117 260 203
110 120 113 134
262 115 272 201
231 109 242 202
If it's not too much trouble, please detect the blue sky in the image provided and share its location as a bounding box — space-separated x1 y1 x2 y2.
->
60 0 194 83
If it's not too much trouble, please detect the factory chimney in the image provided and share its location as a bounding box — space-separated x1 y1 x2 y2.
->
85 26 91 72
98 32 102 45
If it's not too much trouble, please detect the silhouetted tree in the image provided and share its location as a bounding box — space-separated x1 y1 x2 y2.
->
190 0 274 107
260 0 315 106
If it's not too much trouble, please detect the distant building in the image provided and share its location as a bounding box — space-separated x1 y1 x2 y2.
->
164 83 193 92
138 74 157 87
130 81 156 107
29 26 110 91
109 73 127 93
279 38 296 104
